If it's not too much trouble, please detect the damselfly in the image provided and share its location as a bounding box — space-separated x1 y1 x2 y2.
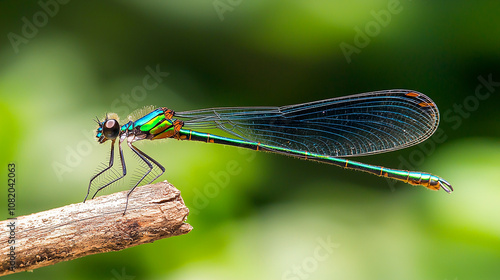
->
84 89 453 214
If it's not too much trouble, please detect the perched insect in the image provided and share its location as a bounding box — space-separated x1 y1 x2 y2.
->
84 89 453 214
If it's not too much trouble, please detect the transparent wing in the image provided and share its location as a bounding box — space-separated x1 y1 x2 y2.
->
175 89 440 157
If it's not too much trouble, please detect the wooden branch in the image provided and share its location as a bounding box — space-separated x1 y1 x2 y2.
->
0 181 191 276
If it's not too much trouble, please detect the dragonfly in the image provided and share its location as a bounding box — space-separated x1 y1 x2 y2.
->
84 89 453 214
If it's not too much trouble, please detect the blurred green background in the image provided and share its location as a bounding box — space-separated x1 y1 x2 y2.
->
1 0 500 279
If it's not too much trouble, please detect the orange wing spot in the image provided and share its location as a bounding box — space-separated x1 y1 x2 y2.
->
179 135 187 140
405 92 419 97
418 102 435 107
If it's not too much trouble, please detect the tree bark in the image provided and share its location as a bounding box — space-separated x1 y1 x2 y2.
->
0 181 191 276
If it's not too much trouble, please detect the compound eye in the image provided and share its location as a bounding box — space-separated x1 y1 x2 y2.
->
103 119 120 139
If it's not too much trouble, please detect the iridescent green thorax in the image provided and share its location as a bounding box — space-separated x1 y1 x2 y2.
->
129 108 166 131
121 107 183 140
96 108 183 142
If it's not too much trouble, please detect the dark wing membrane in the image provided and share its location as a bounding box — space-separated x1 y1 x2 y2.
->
175 90 440 157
